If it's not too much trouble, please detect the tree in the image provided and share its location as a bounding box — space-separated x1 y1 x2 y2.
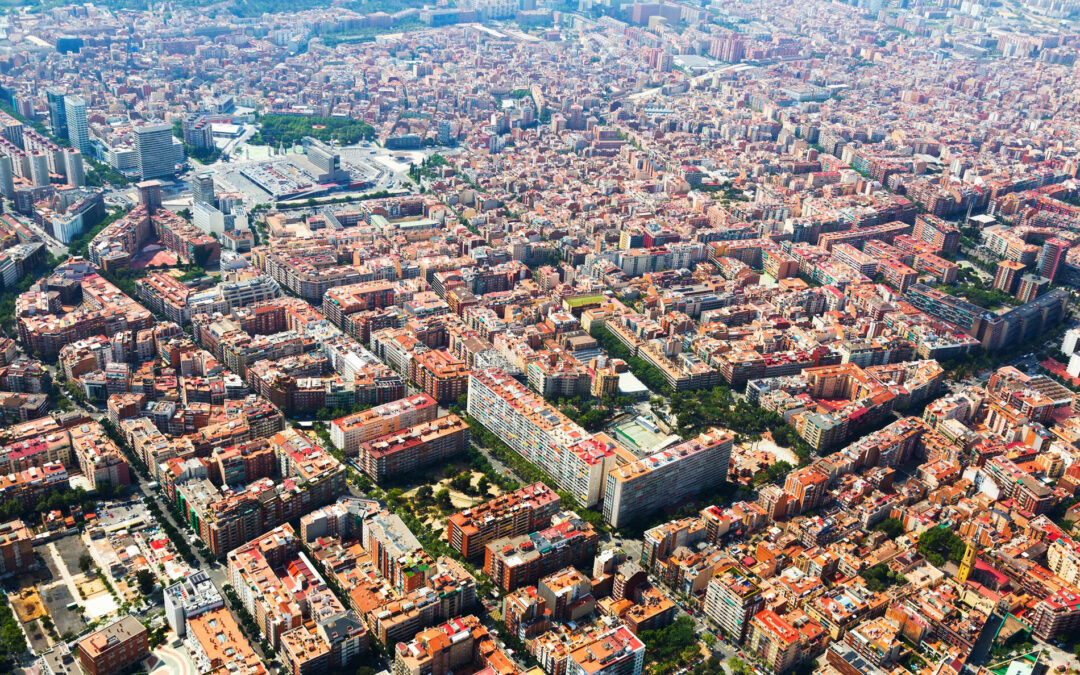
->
917 526 967 567
136 568 157 596
79 553 94 574
860 563 906 592
415 485 434 504
874 517 905 539
729 657 751 675
449 472 473 493
477 476 491 496
435 489 453 511
638 616 699 668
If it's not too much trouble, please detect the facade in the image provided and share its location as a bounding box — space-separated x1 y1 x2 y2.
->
602 429 733 528
163 571 224 637
484 513 599 592
330 393 438 456
357 414 469 482
0 519 33 577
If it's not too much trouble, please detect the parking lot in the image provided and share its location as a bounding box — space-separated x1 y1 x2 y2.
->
97 499 150 531
39 584 83 638
53 534 91 574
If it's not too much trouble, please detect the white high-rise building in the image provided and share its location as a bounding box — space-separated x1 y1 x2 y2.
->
64 95 89 154
0 155 14 199
29 153 50 187
65 149 85 187
1063 327 1080 358
134 123 179 180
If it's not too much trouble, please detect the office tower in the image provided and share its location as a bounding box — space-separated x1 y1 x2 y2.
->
303 137 340 179
64 95 89 154
0 156 14 199
29 153 49 187
192 171 216 206
65 149 85 187
46 88 68 139
134 123 177 180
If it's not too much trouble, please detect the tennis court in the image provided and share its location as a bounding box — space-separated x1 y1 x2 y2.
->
613 417 667 452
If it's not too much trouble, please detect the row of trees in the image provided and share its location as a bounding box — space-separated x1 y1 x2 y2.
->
0 603 26 672
143 497 199 566
933 282 1020 311
590 325 673 394
0 485 100 522
69 206 130 259
85 157 131 187
222 584 276 659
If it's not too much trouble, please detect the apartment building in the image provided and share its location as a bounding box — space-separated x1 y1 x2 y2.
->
299 496 381 543
393 615 517 675
704 565 764 644
77 616 148 675
747 610 806 674
0 519 32 577
468 369 622 507
907 284 1068 350
357 414 469 482
187 607 267 675
1032 590 1080 641
566 625 645 675
163 571 224 638
447 482 561 561
911 214 960 255
227 524 349 651
70 421 131 490
17 265 154 357
322 281 398 327
280 612 369 675
0 462 69 508
330 393 438 456
179 431 344 557
602 429 733 528
484 513 599 592
411 349 470 403
364 511 433 593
